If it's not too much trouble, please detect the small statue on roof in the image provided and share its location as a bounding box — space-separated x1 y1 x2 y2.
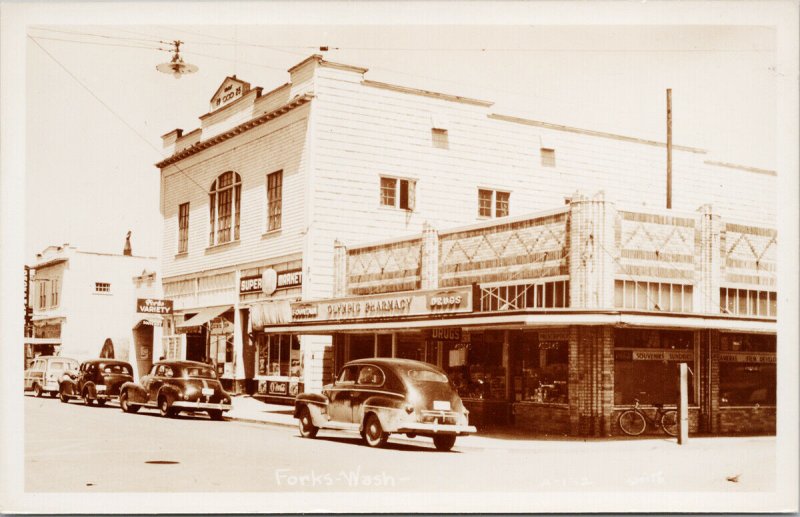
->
123 230 132 256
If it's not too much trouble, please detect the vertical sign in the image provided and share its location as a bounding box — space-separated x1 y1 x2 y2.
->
23 266 32 337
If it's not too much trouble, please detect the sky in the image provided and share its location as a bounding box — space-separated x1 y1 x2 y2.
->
22 20 779 264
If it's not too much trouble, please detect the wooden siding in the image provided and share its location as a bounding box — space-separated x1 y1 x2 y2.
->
161 105 310 279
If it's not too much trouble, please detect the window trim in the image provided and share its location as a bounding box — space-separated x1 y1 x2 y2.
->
477 188 511 219
266 170 283 232
379 175 415 211
208 171 242 247
177 202 190 254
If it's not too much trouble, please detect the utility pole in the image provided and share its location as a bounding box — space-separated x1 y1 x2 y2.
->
666 88 673 209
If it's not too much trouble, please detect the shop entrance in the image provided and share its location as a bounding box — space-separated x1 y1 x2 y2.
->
186 330 206 362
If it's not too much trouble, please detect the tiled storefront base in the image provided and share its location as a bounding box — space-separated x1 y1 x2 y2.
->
513 403 570 435
716 406 776 434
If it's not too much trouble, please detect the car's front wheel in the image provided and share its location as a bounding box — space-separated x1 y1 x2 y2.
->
119 391 139 413
59 389 69 403
363 414 389 448
207 409 224 421
432 434 457 452
159 396 177 418
33 383 43 398
82 388 94 406
298 406 318 438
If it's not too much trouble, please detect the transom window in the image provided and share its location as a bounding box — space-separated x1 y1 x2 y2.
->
380 176 415 211
209 171 241 246
614 280 693 312
480 280 569 311
267 171 283 232
720 287 777 318
177 202 189 254
478 189 510 218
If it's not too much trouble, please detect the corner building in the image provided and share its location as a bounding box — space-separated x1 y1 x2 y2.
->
155 54 776 419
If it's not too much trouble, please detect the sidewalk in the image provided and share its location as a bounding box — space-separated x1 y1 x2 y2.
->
226 395 776 452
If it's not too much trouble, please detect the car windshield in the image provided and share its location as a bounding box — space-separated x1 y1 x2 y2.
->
184 366 217 379
100 363 132 375
407 369 448 383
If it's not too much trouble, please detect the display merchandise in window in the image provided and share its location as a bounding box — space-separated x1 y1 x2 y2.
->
257 334 302 378
613 329 695 406
510 331 568 404
718 334 776 406
442 331 506 400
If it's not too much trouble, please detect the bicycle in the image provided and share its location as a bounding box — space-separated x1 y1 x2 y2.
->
618 399 678 437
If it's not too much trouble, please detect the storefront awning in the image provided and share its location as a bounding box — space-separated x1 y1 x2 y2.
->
176 306 231 328
250 300 292 330
258 310 777 335
24 337 62 345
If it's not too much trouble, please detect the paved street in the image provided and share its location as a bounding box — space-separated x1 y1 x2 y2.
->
25 395 775 493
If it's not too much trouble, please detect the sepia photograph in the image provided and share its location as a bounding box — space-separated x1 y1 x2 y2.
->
1 1 798 514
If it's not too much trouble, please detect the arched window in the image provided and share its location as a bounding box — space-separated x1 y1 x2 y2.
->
209 171 241 245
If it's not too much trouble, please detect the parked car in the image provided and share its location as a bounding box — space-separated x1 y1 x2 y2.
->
294 358 477 451
24 356 79 398
118 360 232 420
59 359 133 406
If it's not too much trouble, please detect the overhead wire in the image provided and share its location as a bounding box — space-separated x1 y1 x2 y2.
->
27 35 209 197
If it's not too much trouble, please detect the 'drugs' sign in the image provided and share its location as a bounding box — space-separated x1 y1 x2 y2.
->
137 298 173 315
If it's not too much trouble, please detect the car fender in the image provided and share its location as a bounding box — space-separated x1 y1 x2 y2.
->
120 382 147 404
82 381 97 398
59 378 77 396
157 384 182 404
360 395 406 433
294 393 329 426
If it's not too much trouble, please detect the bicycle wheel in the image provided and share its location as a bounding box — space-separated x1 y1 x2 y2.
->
661 410 679 437
618 410 647 436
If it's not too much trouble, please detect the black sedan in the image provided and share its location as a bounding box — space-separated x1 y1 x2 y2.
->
119 361 232 420
59 359 133 406
294 358 476 451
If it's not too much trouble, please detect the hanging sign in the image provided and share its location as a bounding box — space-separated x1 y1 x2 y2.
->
137 298 173 315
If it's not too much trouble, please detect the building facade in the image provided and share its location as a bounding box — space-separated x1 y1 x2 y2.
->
27 244 161 378
155 54 776 403
263 196 777 436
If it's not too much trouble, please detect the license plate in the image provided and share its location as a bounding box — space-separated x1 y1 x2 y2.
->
202 388 214 396
95 385 106 392
433 400 451 410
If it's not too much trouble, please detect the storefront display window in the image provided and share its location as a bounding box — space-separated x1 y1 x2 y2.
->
443 331 506 400
348 334 373 361
257 334 301 377
510 330 568 404
613 329 695 406
718 333 776 406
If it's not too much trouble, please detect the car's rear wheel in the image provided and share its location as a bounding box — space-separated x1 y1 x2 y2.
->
207 409 224 421
363 414 389 448
49 391 57 398
59 389 69 403
159 396 176 418
82 388 93 406
298 406 318 438
33 383 43 398
119 391 139 413
432 434 457 452
96 399 106 407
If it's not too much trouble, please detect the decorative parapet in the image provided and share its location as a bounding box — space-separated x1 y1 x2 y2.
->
719 220 777 288
346 237 423 295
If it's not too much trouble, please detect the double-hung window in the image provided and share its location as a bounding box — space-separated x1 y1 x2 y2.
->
267 171 283 232
380 176 415 211
209 171 241 246
478 189 510 218
51 279 59 307
178 202 189 254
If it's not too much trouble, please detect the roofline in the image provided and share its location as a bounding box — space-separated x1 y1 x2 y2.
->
363 79 494 107
287 54 370 75
156 94 314 168
208 75 251 103
489 113 707 153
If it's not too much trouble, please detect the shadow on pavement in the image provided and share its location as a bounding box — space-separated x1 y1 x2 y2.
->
305 434 460 453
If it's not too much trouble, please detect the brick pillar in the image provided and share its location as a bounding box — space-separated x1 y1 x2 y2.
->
333 239 347 297
568 192 617 309
568 326 614 436
696 204 721 313
708 330 721 433
420 221 439 290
